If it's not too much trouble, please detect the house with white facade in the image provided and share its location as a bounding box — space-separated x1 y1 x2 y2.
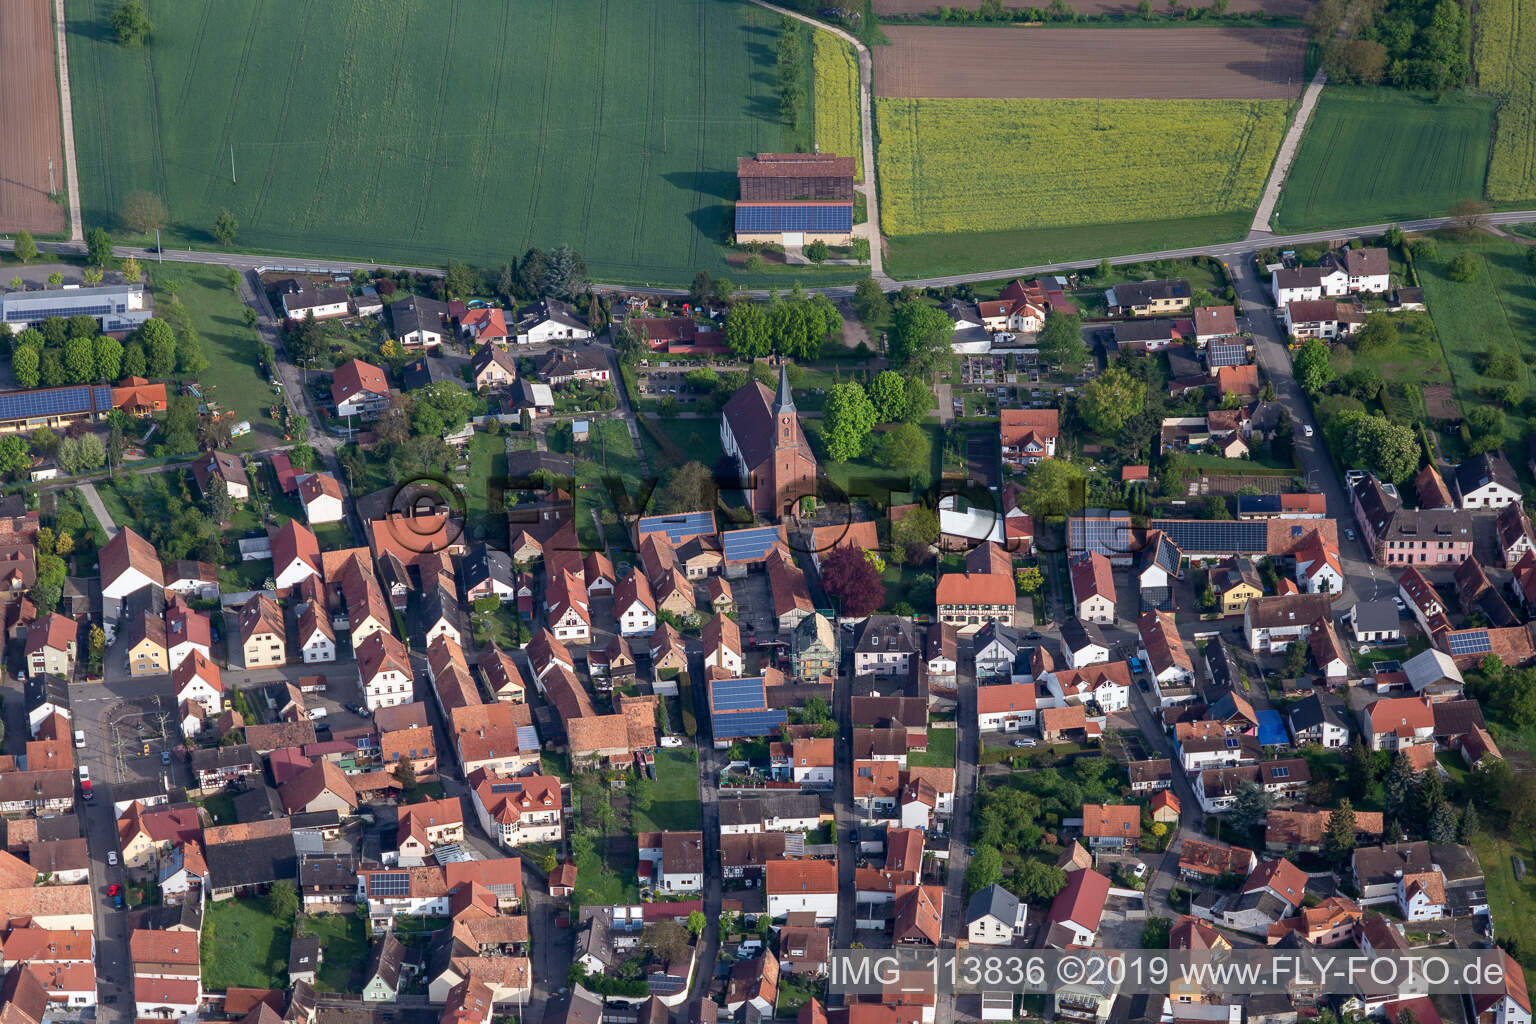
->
468 768 563 848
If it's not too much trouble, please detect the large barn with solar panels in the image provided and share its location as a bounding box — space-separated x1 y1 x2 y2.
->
735 154 855 247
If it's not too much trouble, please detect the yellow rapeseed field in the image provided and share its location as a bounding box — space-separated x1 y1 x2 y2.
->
814 31 863 180
1476 0 1536 200
874 97 1289 235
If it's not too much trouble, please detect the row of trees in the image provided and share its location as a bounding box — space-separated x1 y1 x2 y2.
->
776 17 805 132
1311 0 1470 91
722 288 843 359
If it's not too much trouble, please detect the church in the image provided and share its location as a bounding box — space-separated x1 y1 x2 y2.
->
720 364 818 520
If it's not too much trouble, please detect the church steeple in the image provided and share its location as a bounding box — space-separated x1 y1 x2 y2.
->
773 362 795 416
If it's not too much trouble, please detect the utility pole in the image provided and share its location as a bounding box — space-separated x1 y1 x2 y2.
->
155 229 163 263
663 117 667 154
230 144 236 184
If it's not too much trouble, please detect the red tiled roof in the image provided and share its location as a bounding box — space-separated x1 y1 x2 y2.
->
935 572 1015 608
332 358 389 403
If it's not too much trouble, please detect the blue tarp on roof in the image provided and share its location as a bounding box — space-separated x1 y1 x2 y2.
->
1257 709 1287 746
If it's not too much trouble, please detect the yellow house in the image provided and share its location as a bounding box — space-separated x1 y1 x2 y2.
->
1107 278 1191 317
123 611 168 677
1210 557 1264 616
239 594 287 668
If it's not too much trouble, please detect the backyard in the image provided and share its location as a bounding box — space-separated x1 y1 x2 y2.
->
631 747 704 833
201 897 293 991
548 417 645 553
909 726 956 768
295 912 369 993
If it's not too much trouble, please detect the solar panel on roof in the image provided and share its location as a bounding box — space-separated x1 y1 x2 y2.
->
712 708 787 739
1070 514 1135 557
1446 631 1492 656
722 526 780 563
636 511 716 544
734 204 854 233
1207 343 1248 367
0 385 111 423
711 676 768 712
368 871 410 896
1152 519 1268 554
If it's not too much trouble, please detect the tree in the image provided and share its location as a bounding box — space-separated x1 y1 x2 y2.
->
213 209 238 247
1450 199 1490 238
63 337 94 384
724 301 771 358
32 554 65 615
1333 410 1419 483
123 256 142 282
1459 802 1481 841
965 845 1004 894
110 0 152 44
875 422 931 479
659 461 718 514
267 880 298 921
58 435 106 475
853 276 889 326
686 910 707 937
1078 363 1144 435
89 624 106 664
83 266 104 286
122 343 146 378
1447 252 1480 282
1017 458 1086 519
869 370 909 422
806 240 830 264
85 228 113 268
823 380 877 462
1293 338 1334 393
139 320 177 378
820 544 885 617
641 921 691 964
902 377 933 423
1038 310 1088 371
712 278 735 305
443 260 479 300
46 273 63 288
1383 750 1415 824
1429 801 1459 843
544 245 587 299
0 437 28 479
689 271 713 308
1324 799 1357 860
891 505 939 562
13 231 37 264
203 478 234 524
1015 860 1068 902
1226 781 1272 837
12 345 40 389
888 300 956 380
120 191 167 233
1015 566 1044 594
1354 316 1398 353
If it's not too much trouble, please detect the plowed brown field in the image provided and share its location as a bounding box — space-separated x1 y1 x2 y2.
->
875 0 1309 14
874 26 1308 99
0 0 66 235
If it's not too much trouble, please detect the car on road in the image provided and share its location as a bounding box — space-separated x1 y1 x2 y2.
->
1138 679 1150 692
77 765 88 781
107 852 118 866
160 751 172 766
1024 631 1043 641
1013 738 1038 748
1303 424 1315 437
1393 596 1407 611
1128 656 1144 673
74 730 85 748
1133 862 1149 880
1345 528 1356 540
114 894 124 909
107 884 120 896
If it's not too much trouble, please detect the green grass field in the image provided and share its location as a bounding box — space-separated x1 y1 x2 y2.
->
1415 236 1536 443
1273 88 1495 231
296 913 368 993
631 748 704 833
885 213 1254 281
875 97 1287 237
65 0 858 286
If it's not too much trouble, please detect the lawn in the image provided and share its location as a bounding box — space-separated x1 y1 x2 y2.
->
1273 87 1495 232
875 96 1286 236
1177 453 1296 476
908 726 956 767
197 789 237 827
461 430 507 544
549 417 644 553
296 913 368 993
1475 834 1536 960
202 897 292 991
884 212 1253 282
65 0 862 288
631 747 704 833
1345 308 1453 409
147 262 281 446
1415 236 1536 444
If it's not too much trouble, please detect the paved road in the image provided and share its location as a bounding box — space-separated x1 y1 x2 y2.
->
1249 66 1327 235
78 482 118 537
50 0 84 243
686 648 724 1011
933 658 978 1024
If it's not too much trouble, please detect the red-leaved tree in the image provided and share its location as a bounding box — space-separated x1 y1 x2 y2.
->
819 545 885 618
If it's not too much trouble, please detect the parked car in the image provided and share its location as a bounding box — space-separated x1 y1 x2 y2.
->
74 730 85 748
160 751 172 765
1013 738 1038 748
1345 528 1356 540
1133 862 1149 880
1138 679 1150 692
107 852 118 866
